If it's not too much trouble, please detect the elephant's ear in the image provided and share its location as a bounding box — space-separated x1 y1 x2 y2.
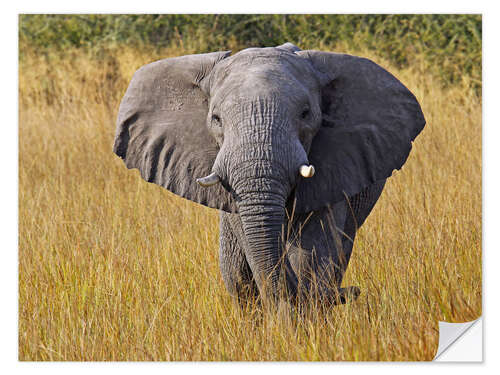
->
294 51 426 213
113 51 238 212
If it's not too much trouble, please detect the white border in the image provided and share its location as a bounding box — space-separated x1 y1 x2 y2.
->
6 1 497 373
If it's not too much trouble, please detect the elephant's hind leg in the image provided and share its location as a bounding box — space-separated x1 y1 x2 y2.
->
219 212 259 302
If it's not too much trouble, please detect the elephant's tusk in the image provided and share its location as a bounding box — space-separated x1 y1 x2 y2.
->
196 172 221 187
299 165 315 178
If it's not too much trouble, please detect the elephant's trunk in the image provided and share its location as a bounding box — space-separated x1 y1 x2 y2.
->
232 161 299 302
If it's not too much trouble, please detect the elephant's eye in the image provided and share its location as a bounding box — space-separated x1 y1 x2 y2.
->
301 108 310 120
212 114 222 126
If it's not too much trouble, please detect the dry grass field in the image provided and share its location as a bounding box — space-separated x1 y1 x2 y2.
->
19 45 481 361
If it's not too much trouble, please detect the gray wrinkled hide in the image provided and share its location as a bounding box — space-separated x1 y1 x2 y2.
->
219 179 387 299
114 51 237 212
113 43 425 302
293 50 425 212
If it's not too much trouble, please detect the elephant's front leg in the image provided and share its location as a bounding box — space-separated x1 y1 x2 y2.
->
286 199 360 304
286 180 387 304
219 212 259 302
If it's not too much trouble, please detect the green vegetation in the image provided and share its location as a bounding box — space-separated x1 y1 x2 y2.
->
19 14 481 90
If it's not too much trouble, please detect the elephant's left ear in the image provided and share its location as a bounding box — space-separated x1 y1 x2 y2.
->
113 51 238 212
293 50 426 213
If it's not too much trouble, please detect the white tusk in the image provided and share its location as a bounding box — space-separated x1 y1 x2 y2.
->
299 165 315 178
196 172 221 187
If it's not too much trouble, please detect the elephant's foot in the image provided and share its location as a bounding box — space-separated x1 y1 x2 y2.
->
295 284 360 306
331 286 361 305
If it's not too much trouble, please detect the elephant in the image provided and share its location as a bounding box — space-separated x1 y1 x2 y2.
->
113 42 425 306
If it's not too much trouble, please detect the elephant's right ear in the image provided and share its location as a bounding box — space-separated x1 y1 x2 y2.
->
113 51 238 212
293 50 426 213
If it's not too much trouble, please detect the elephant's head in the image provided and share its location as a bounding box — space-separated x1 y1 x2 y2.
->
113 43 425 300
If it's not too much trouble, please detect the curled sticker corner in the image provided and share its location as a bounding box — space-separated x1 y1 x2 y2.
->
433 317 482 361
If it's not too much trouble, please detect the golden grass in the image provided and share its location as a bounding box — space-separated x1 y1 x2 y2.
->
19 45 481 361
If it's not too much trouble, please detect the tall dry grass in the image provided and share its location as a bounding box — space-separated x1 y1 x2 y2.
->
19 45 481 361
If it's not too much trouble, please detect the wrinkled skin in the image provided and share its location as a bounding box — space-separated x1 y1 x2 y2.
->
113 43 426 305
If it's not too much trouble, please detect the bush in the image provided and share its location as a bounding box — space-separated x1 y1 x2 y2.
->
19 14 481 91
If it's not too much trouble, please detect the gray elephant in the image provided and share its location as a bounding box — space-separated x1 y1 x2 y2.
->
113 43 425 305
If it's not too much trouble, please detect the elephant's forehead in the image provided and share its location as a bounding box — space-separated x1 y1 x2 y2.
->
215 47 313 81
231 47 295 61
